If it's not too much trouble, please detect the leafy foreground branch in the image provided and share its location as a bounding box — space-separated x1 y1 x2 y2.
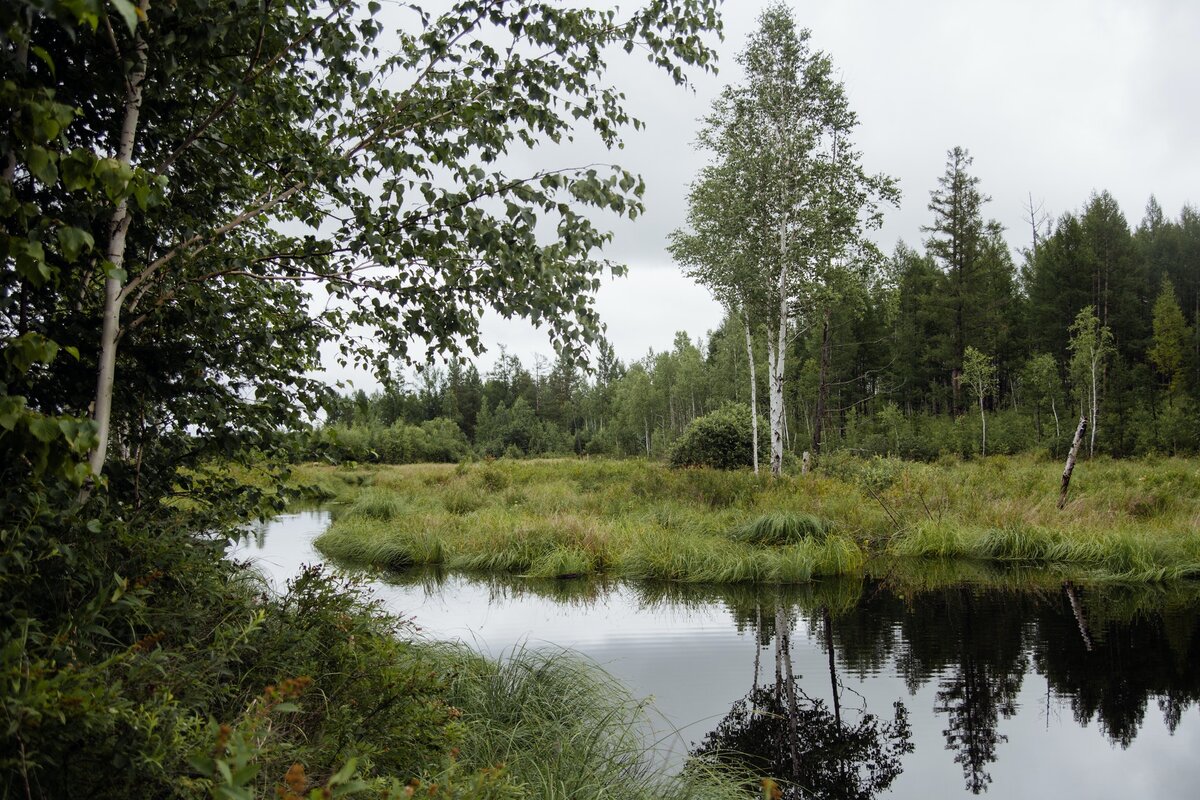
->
309 456 1200 584
0 488 743 799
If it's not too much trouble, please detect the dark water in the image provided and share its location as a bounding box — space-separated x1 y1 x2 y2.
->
235 511 1200 798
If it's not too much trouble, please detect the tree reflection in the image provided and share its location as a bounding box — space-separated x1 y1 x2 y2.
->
929 589 1026 794
693 604 913 799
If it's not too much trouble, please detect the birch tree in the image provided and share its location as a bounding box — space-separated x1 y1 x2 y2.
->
669 156 769 474
2 0 722 486
1068 306 1114 457
962 346 997 456
671 2 895 476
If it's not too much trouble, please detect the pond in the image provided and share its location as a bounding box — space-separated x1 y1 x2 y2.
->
234 510 1200 799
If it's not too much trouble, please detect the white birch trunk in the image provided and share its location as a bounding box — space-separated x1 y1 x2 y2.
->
768 325 787 476
1058 415 1088 509
88 7 150 479
1089 353 1099 457
979 392 987 456
769 220 788 478
742 308 759 475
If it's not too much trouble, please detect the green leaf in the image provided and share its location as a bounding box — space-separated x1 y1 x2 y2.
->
57 226 95 261
61 150 96 191
0 396 28 431
108 0 139 33
30 416 62 443
230 764 260 786
26 146 58 185
102 261 128 283
13 240 52 286
187 754 215 775
132 182 151 210
30 46 56 77
6 332 61 372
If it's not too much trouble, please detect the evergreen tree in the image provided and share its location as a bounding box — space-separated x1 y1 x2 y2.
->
922 147 1012 414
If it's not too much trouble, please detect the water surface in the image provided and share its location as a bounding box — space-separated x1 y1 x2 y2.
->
235 511 1200 798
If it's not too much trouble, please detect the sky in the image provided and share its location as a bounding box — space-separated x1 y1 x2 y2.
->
323 0 1200 392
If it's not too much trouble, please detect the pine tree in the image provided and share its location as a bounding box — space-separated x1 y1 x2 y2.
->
922 147 1012 414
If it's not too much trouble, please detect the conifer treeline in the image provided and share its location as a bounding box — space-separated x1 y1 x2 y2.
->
319 173 1199 462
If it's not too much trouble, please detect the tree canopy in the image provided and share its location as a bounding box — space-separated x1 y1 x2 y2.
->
2 0 723 486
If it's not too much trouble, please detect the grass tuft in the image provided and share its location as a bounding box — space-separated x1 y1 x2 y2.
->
728 512 832 546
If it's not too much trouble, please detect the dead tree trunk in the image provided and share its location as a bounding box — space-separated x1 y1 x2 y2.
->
1058 416 1087 509
1063 581 1093 652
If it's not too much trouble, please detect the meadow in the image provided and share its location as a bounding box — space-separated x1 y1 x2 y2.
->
303 454 1200 584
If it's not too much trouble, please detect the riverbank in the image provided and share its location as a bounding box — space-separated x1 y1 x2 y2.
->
303 455 1200 583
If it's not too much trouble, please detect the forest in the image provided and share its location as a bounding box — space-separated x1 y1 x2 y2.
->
314 177 1200 465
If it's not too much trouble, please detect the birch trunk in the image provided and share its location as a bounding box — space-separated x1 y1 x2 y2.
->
742 309 759 475
1063 581 1093 651
1089 357 1099 457
88 6 150 479
769 220 788 478
979 391 987 456
1058 415 1087 509
768 327 786 477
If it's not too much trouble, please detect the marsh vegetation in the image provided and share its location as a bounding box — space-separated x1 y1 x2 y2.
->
307 455 1200 584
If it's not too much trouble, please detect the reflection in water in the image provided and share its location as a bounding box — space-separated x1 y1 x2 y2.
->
927 589 1025 794
669 579 1200 797
692 603 913 799
240 514 1200 798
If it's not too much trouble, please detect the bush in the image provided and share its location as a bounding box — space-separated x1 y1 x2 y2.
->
668 404 768 470
302 419 469 465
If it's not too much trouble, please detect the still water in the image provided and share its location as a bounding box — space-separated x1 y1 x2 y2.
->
234 511 1200 798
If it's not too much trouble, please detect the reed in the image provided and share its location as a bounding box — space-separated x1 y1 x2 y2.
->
437 646 745 800
298 454 1200 584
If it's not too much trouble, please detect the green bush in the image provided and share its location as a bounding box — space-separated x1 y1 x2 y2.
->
668 404 768 470
303 419 469 465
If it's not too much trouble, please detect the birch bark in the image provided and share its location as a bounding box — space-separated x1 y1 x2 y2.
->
89 2 151 478
742 306 759 475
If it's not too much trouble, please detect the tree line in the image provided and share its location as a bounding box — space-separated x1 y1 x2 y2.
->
315 170 1200 464
663 3 1198 471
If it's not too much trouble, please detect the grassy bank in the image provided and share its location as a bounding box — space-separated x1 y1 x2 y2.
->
304 455 1200 583
2 492 743 799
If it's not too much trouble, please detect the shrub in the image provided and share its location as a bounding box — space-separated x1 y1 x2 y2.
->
411 418 472 463
668 404 768 470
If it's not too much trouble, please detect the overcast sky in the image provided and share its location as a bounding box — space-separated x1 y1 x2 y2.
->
324 0 1200 391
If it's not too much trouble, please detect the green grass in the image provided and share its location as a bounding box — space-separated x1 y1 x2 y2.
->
303 455 1200 584
437 646 744 800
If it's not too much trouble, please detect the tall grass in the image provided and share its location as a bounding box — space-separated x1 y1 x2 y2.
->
728 512 832 546
438 646 744 800
299 454 1200 584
